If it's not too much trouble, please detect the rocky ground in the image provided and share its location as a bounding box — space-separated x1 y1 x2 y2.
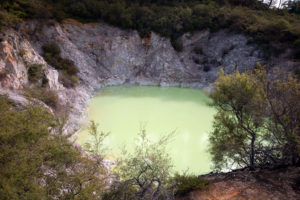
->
177 166 300 200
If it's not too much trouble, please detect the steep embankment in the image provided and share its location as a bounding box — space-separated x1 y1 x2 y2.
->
178 166 300 200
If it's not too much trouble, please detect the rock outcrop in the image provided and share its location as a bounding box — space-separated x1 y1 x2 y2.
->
0 19 291 134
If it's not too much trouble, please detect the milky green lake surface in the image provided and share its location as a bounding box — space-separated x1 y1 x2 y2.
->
77 86 216 174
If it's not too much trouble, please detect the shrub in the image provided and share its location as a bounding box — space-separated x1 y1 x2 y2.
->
171 39 183 52
25 87 58 109
107 130 175 200
60 58 78 75
42 42 61 57
42 42 78 87
0 95 108 199
174 173 208 196
59 72 79 88
0 10 22 29
27 64 44 83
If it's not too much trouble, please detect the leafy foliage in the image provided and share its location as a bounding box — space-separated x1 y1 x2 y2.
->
24 86 58 109
103 129 175 200
42 42 79 88
84 121 110 155
27 63 47 84
209 67 300 171
173 173 208 196
0 95 108 199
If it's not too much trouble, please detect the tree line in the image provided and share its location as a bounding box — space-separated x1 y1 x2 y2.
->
0 0 300 57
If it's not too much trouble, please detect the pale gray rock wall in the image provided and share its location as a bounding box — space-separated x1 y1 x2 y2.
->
0 19 264 134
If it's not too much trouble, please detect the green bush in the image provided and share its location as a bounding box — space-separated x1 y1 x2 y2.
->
59 71 79 88
27 64 44 83
25 87 58 109
173 173 209 196
0 95 108 199
42 42 78 87
171 39 183 52
0 10 22 29
42 42 61 56
60 58 78 76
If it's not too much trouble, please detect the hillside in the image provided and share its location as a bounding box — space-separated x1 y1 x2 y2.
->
0 19 272 133
0 1 299 199
1 0 300 59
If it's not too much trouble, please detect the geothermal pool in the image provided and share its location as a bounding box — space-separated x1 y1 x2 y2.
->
77 86 215 174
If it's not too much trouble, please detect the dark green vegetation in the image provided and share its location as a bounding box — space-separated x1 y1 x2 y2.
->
42 42 79 88
0 95 208 199
24 86 59 109
102 130 175 200
209 67 300 171
27 63 46 84
26 62 58 109
173 173 208 196
0 0 300 57
0 95 108 200
92 127 208 200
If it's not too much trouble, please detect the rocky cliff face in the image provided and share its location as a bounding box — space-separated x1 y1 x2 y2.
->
0 19 277 134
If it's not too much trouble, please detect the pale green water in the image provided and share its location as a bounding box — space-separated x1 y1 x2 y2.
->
77 86 216 174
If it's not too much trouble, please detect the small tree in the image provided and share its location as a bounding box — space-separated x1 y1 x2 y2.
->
209 69 266 170
209 67 300 171
264 70 300 165
84 121 110 155
0 95 108 200
104 129 175 200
